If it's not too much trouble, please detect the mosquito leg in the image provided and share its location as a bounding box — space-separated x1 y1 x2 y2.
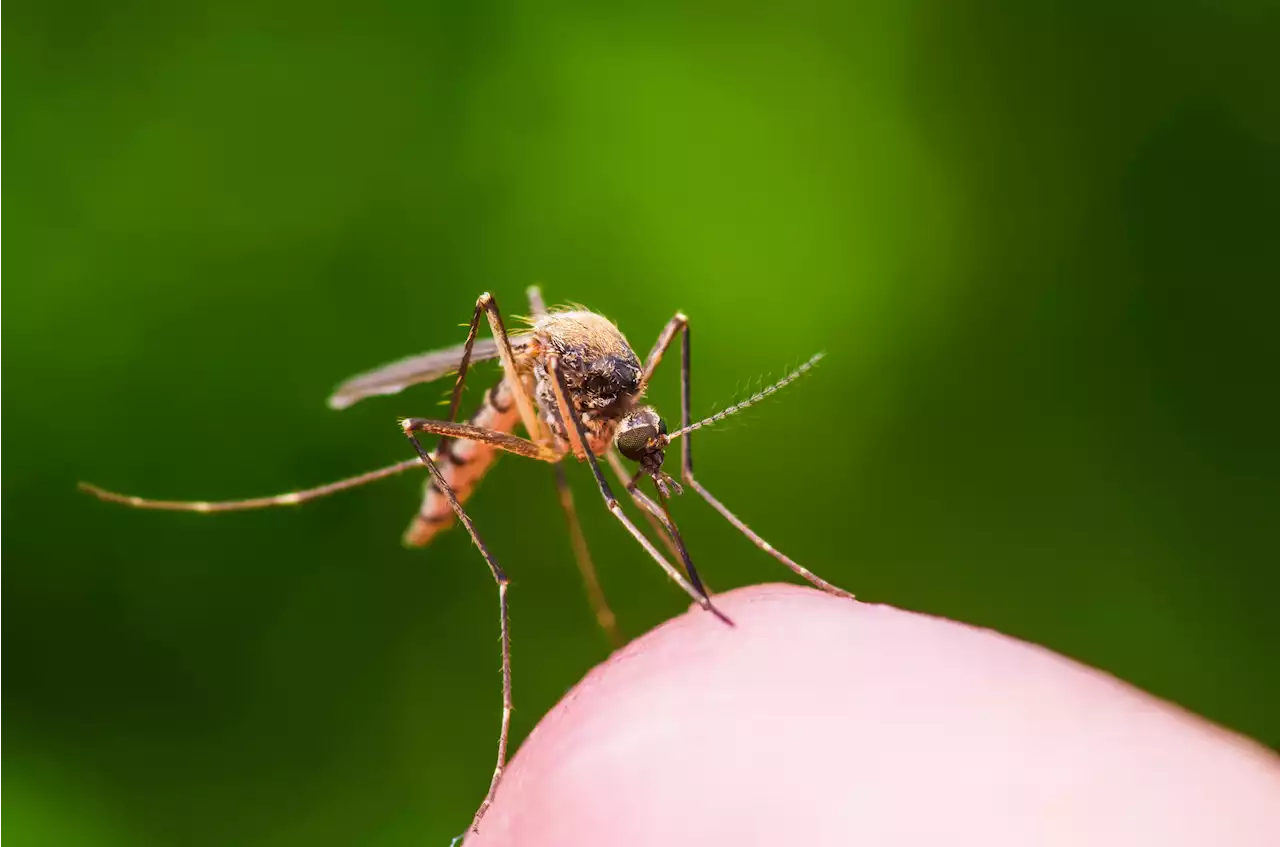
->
611 452 715 595
77 458 424 512
622 481 709 597
409 295 492 543
437 291 541 437
441 297 487 425
402 430 512 835
663 316 854 599
399 418 561 463
473 293 544 445
401 417 561 546
406 292 547 543
553 464 621 647
605 448 683 564
528 287 621 644
638 311 688 393
546 353 732 625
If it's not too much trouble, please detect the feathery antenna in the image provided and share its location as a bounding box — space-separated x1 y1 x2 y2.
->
665 352 824 442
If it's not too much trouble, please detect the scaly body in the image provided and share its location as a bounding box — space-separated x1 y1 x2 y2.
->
407 310 644 546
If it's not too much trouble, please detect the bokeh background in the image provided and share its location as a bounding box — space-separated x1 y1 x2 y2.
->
5 2 1279 844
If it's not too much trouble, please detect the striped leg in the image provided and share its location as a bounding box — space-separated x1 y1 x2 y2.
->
604 447 685 566
645 313 854 599
529 285 622 647
546 353 731 625
412 292 547 544
398 419 560 463
553 465 621 647
453 293 543 444
402 430 512 836
78 459 424 512
400 409 560 546
618 475 709 598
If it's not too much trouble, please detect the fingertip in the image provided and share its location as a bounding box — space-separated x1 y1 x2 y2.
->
467 583 1280 846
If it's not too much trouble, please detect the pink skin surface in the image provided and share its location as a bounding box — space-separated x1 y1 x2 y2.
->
467 583 1280 846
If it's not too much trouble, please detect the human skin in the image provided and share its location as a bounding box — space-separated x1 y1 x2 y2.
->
465 583 1280 846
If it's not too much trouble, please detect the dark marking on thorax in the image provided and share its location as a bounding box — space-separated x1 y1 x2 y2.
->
528 311 643 455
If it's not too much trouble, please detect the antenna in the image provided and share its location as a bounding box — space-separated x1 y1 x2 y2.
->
664 352 824 442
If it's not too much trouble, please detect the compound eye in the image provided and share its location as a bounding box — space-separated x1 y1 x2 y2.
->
658 418 668 436
616 424 657 461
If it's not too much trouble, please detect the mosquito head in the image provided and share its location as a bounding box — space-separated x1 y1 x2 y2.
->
615 406 681 496
616 406 667 468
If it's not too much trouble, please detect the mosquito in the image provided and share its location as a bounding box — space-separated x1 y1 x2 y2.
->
79 286 853 836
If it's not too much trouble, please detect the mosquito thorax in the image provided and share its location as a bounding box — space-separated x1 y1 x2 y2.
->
528 310 644 455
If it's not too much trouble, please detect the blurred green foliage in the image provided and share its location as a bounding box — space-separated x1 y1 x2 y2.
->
5 1 1279 844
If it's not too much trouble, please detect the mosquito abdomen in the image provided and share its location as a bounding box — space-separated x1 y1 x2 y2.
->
403 379 521 547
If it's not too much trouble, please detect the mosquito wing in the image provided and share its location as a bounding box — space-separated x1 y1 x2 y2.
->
328 338 509 410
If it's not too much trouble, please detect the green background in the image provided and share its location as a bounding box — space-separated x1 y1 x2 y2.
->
5 2 1278 844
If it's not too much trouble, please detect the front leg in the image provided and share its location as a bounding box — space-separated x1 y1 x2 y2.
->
399 418 561 463
476 293 546 445
546 353 731 625
445 292 545 447
649 313 855 600
400 429 513 837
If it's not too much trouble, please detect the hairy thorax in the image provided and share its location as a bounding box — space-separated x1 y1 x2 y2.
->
523 310 643 455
